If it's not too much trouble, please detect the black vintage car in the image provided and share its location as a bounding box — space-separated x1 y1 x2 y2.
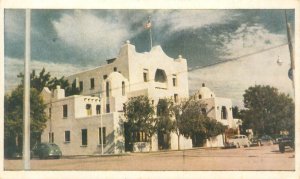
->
278 136 294 153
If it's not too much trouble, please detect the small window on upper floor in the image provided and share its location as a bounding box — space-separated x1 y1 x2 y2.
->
143 69 149 82
86 104 92 116
79 81 83 91
221 106 227 119
63 105 68 118
90 78 95 89
113 67 117 72
103 75 108 80
122 81 125 96
199 95 202 99
172 74 177 87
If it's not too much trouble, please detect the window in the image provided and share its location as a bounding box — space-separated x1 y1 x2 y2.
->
172 75 177 87
103 75 108 80
49 132 54 143
90 78 95 89
63 105 68 118
133 131 148 142
198 95 202 99
106 104 110 113
221 106 227 119
96 105 101 115
86 104 92 116
143 69 149 82
99 127 106 145
174 94 178 103
79 81 83 91
122 81 125 96
106 82 110 97
113 67 117 72
81 129 88 146
154 69 167 83
65 131 70 143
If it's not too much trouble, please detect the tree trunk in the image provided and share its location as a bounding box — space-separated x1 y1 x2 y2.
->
177 133 180 150
149 135 152 152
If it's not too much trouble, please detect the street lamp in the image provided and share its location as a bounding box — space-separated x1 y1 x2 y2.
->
276 56 283 66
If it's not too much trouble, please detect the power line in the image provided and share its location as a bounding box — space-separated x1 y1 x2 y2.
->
188 42 289 71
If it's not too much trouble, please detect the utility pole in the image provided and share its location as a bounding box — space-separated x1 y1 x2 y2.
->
23 9 31 170
285 10 295 89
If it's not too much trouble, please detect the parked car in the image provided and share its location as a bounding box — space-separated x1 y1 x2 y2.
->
278 136 294 153
258 135 274 146
31 143 62 159
250 137 261 146
272 134 284 144
227 135 251 148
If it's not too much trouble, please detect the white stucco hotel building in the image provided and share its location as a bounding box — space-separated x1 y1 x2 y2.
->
41 41 193 155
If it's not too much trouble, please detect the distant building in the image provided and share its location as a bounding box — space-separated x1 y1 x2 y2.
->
41 41 193 155
193 83 238 147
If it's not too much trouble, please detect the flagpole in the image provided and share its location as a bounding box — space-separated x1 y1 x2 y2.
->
23 9 31 170
146 16 153 51
149 27 152 50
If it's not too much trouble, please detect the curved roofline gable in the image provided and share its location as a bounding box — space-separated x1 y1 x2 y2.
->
149 45 174 62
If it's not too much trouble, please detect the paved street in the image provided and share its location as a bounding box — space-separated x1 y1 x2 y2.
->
4 145 294 171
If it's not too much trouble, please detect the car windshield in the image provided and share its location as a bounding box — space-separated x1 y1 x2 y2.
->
48 143 60 149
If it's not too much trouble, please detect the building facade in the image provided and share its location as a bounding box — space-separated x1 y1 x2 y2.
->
41 41 193 155
193 84 238 147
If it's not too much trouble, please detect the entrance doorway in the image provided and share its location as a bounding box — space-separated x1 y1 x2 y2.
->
158 131 170 150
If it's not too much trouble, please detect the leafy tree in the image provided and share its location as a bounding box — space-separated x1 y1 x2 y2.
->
241 85 294 137
177 98 225 147
4 86 47 157
124 96 157 151
4 68 79 157
232 106 242 119
17 68 80 96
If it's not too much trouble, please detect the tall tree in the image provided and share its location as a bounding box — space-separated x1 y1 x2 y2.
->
241 85 294 137
232 106 242 119
4 86 47 157
124 96 157 151
4 68 79 158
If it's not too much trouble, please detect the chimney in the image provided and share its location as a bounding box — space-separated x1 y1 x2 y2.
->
54 85 65 99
